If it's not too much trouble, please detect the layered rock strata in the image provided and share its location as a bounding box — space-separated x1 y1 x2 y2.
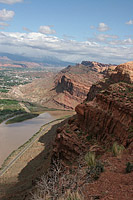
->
53 62 133 162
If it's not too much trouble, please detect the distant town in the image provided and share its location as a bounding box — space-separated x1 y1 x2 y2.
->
0 66 62 93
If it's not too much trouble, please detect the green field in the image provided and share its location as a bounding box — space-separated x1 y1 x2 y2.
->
0 99 26 123
0 89 9 93
0 99 58 124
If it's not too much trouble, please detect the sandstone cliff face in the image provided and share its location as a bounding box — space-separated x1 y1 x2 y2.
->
76 92 132 147
53 115 90 163
77 62 133 147
53 62 133 162
87 61 133 101
53 63 104 109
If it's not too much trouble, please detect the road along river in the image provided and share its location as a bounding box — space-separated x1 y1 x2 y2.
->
0 111 65 167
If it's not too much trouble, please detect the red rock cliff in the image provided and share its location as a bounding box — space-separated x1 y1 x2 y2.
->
53 62 133 162
52 62 108 109
76 62 133 146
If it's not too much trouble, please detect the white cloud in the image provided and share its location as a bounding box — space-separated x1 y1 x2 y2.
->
0 9 15 21
97 23 110 32
124 38 133 44
126 20 133 25
0 0 23 4
0 31 133 64
96 34 118 42
90 33 133 46
39 26 56 35
109 38 133 45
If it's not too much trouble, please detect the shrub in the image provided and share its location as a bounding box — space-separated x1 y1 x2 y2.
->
85 152 96 167
66 129 71 133
126 162 133 173
112 142 125 157
85 152 104 181
86 161 104 181
86 135 92 141
129 125 133 133
30 159 84 200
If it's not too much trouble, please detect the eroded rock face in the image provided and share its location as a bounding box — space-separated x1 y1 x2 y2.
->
81 61 113 73
53 116 90 164
87 61 133 101
53 61 133 163
53 72 94 109
76 93 132 147
76 62 133 146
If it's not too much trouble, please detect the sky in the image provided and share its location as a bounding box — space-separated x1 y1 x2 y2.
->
0 0 133 64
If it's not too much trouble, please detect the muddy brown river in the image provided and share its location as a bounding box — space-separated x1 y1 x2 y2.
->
0 111 66 167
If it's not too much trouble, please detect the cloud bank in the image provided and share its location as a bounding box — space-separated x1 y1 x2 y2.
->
0 31 132 64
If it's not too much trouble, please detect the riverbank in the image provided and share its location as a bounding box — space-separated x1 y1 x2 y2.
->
0 114 72 172
0 99 60 124
0 113 72 199
5 113 39 124
0 109 74 167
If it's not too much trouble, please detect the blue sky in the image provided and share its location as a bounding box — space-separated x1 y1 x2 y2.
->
0 0 133 64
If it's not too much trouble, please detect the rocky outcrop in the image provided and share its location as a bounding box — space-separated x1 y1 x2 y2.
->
76 93 132 147
81 61 113 73
87 61 133 101
53 115 90 163
53 73 92 109
53 61 133 163
76 62 133 147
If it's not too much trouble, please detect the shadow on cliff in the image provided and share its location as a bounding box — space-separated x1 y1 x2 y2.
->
52 75 74 95
1 119 68 200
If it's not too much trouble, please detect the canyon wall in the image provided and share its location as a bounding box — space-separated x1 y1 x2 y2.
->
53 61 133 162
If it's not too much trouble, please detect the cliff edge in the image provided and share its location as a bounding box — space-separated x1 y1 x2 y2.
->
51 61 133 199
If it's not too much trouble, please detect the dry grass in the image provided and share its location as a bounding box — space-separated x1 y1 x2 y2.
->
59 190 84 200
85 152 96 167
112 142 125 157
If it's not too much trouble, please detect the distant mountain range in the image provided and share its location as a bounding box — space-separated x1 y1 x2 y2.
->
0 52 74 67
